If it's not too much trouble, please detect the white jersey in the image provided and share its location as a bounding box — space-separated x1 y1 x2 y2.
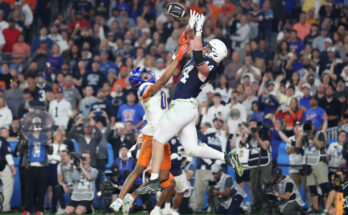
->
137 82 168 136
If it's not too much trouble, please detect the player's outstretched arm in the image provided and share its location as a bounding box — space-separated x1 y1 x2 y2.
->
192 14 211 78
146 41 190 98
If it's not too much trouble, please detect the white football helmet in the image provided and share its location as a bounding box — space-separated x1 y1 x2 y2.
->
204 39 227 64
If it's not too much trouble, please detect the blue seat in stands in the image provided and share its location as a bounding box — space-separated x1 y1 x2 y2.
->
106 143 114 168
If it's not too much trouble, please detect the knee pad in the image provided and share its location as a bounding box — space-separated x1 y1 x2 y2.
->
319 183 330 197
309 185 318 196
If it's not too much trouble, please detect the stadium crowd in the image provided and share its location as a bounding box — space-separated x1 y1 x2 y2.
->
0 0 347 214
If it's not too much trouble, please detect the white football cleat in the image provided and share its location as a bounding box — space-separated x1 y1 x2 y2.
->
171 209 180 215
150 206 161 215
122 193 134 215
161 207 172 215
110 198 123 212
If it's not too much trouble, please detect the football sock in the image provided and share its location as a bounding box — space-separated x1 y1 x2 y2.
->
150 173 159 181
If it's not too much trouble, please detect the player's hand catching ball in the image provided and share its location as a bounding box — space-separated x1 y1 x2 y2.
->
195 14 205 35
187 9 198 29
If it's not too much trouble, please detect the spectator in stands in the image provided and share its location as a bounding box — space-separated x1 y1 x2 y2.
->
4 78 23 118
9 117 20 138
55 150 73 215
12 33 30 64
114 143 136 187
49 87 72 128
63 74 81 111
0 13 5 34
327 130 347 175
46 44 64 74
99 50 117 77
252 39 273 70
230 122 253 202
275 98 304 136
215 75 232 105
90 88 115 125
223 92 247 136
0 126 16 212
304 24 320 45
18 88 37 118
278 121 305 190
69 116 102 168
224 51 243 89
236 55 261 83
109 121 135 158
0 97 13 128
312 27 329 52
93 111 111 188
319 85 342 128
231 14 250 50
65 152 98 215
303 96 326 131
261 0 273 42
299 83 311 110
82 61 106 94
2 18 20 53
293 12 311 41
35 73 52 105
108 82 126 114
48 24 62 45
68 10 90 34
30 26 53 55
201 93 225 126
46 129 68 213
79 86 97 119
117 91 144 130
335 78 347 104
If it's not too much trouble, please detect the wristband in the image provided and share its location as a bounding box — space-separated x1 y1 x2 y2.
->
192 50 204 66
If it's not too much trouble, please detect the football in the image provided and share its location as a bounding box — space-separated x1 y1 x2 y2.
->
166 2 188 20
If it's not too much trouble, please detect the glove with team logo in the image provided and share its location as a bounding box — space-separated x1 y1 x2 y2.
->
187 9 198 29
175 43 190 61
195 13 205 36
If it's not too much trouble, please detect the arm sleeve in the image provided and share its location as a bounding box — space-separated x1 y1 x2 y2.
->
225 177 233 189
5 154 14 165
137 83 153 99
285 182 293 193
89 168 98 181
57 164 62 175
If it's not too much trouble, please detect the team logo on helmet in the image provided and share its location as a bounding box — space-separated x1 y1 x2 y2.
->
129 67 156 90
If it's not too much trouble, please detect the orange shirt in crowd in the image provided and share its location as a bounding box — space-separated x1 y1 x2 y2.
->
112 79 127 91
293 22 311 41
12 42 30 64
275 110 304 128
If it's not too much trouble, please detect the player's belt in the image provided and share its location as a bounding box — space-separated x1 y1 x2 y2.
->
171 98 198 107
